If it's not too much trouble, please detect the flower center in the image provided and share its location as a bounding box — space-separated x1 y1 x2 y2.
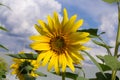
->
50 36 66 52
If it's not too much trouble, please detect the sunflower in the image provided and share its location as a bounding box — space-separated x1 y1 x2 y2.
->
30 8 90 73
10 51 40 80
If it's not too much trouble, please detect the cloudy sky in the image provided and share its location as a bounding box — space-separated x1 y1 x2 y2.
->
0 0 119 79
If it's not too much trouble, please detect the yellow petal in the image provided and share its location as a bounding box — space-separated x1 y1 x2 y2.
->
65 52 75 72
48 53 56 71
58 54 62 68
47 15 55 31
79 38 90 44
53 11 61 33
62 8 69 26
42 51 53 66
70 54 80 64
30 42 50 50
71 19 84 32
38 20 52 34
69 32 90 44
34 24 46 35
69 32 89 40
69 44 89 51
37 51 48 62
71 51 84 60
61 53 67 72
54 55 59 74
53 11 60 26
71 37 90 45
30 35 50 42
10 64 18 69
63 15 77 33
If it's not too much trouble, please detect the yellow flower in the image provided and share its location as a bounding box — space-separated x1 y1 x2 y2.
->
10 51 40 80
30 8 90 73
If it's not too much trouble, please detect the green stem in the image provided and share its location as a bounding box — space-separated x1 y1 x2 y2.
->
114 2 120 57
62 72 65 80
111 70 117 80
112 1 120 80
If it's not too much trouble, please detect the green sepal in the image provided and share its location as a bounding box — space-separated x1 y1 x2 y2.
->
7 53 38 60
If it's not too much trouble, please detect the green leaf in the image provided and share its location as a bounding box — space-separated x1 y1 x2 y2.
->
82 51 106 77
76 76 88 80
102 0 119 4
0 44 8 51
77 28 98 38
0 70 6 79
0 76 2 80
103 55 120 70
96 72 119 80
34 71 47 77
51 72 78 79
99 63 111 71
2 75 6 78
92 40 113 48
0 26 8 31
7 53 38 60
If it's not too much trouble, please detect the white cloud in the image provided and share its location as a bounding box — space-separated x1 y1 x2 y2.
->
99 12 117 39
0 0 61 52
0 0 61 35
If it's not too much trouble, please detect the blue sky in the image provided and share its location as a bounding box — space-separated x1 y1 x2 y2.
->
0 0 119 80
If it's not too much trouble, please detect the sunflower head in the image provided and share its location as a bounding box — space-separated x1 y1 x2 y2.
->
10 51 40 80
30 8 90 74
